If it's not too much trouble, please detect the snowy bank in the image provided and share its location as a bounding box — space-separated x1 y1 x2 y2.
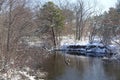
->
0 67 47 80
60 35 89 46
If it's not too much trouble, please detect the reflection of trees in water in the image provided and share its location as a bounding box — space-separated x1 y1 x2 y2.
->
55 54 85 80
67 56 109 80
103 61 120 80
54 55 110 80
42 53 120 80
62 55 86 76
82 58 109 80
42 53 66 80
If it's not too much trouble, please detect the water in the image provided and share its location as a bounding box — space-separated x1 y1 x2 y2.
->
43 53 120 80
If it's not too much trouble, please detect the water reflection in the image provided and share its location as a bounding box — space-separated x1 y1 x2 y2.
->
56 67 81 80
43 53 120 80
103 61 120 80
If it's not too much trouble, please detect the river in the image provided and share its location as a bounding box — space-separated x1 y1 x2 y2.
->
42 53 120 80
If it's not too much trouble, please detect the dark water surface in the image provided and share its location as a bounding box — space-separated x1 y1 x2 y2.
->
43 53 120 80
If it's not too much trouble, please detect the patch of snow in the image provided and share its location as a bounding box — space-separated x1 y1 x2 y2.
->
0 69 21 80
19 71 35 80
87 42 104 47
0 68 47 80
60 35 89 46
27 41 43 47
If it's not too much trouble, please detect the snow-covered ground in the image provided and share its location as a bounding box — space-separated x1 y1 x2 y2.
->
0 67 47 80
60 35 89 46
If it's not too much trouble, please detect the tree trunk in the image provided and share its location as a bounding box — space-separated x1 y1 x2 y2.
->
51 27 56 48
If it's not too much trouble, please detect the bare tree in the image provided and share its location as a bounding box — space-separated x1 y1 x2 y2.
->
74 0 94 40
0 0 4 11
0 0 35 70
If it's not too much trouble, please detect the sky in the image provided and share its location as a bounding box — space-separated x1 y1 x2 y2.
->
97 0 117 11
33 0 118 12
71 0 118 12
